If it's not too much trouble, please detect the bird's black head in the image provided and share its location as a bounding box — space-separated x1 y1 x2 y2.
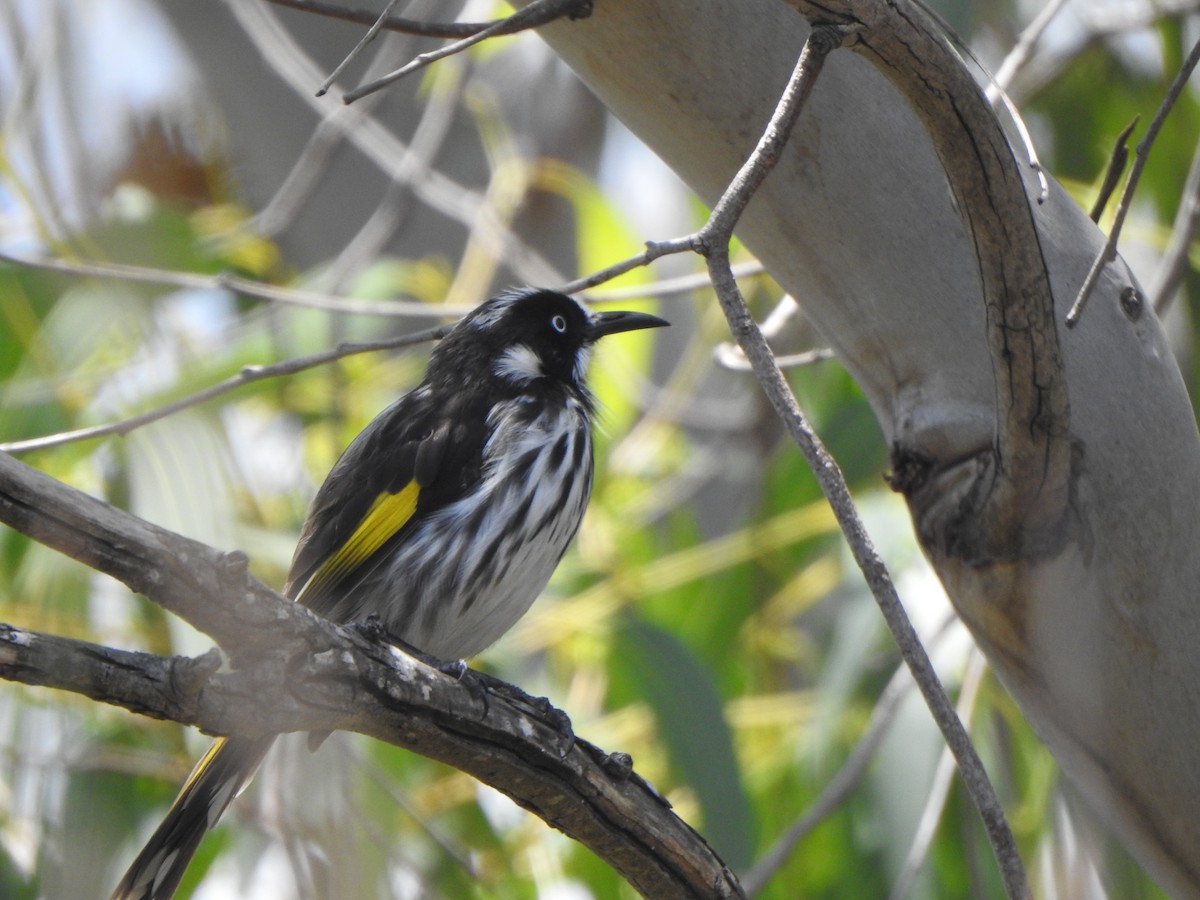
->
430 289 668 393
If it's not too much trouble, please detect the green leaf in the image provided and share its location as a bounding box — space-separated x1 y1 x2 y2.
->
613 616 754 869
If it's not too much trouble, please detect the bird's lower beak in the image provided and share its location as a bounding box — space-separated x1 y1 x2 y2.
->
587 310 670 341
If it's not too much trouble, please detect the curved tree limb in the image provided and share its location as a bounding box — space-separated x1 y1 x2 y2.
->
784 0 1071 566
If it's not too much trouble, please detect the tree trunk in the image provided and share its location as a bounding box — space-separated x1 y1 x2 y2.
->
532 1 1200 894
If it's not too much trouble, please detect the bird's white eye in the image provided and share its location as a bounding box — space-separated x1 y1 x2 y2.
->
550 314 568 333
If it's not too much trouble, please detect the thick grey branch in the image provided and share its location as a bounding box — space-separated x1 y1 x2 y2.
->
786 0 1071 565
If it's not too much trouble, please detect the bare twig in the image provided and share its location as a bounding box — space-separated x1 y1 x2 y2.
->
991 0 1071 94
0 326 449 454
741 611 962 894
265 0 554 39
741 663 917 895
317 0 401 96
886 649 988 900
321 58 468 291
558 236 696 294
582 260 764 301
1089 117 1139 223
344 0 593 104
0 252 467 317
227 0 566 288
1066 34 1200 327
1151 133 1200 313
690 24 1030 899
714 345 833 371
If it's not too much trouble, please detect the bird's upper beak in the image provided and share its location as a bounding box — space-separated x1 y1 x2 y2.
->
586 310 670 341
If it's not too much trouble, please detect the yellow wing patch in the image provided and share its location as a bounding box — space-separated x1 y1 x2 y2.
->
180 736 228 797
297 481 420 602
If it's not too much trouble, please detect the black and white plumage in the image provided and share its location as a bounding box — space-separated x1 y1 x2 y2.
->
112 288 667 900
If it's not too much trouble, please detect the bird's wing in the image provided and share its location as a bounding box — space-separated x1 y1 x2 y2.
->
285 391 485 618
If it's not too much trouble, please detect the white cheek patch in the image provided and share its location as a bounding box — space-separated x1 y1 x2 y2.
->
573 343 593 384
495 344 544 383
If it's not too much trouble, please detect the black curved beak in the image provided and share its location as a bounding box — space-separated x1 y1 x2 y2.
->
586 310 670 341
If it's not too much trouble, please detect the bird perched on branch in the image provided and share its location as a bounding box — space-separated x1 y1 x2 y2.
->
112 288 667 899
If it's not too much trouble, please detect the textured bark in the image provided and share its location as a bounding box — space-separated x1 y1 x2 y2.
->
0 452 742 899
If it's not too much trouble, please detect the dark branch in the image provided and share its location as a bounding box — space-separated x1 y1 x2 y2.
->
0 452 742 899
1089 117 1139 223
342 0 594 103
1067 33 1200 326
265 0 513 38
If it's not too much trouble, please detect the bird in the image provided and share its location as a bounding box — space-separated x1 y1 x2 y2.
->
111 287 668 899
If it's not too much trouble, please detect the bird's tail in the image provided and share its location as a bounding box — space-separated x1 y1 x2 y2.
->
111 735 274 900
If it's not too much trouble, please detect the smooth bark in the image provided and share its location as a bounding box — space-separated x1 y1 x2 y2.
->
532 1 1200 894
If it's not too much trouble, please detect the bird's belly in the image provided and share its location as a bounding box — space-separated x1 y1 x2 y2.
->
367 416 593 660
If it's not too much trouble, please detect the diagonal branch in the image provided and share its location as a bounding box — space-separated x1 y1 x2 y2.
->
0 325 450 455
343 0 594 104
688 23 1031 900
266 0 567 40
1066 33 1200 326
0 450 743 899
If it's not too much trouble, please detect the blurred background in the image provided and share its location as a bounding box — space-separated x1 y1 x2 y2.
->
0 0 1195 896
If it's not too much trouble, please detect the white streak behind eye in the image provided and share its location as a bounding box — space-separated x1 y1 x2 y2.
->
573 343 593 384
495 344 543 383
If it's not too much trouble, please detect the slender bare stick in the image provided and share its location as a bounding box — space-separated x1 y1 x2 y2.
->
1090 117 1139 223
1151 133 1200 313
265 0 549 39
0 327 449 454
887 650 988 900
991 0 1071 93
741 611 960 894
344 0 593 104
714 345 833 371
1066 33 1200 327
558 236 696 294
694 24 1030 899
0 252 467 318
316 0 401 96
583 260 763 301
740 663 917 895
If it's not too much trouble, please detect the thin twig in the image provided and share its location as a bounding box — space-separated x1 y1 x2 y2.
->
741 665 915 895
991 0 1071 93
741 611 962 894
317 0 401 96
321 57 468 292
1151 132 1200 313
886 650 988 900
1090 117 1139 223
0 326 449 454
343 0 593 104
714 345 833 371
583 260 764 301
0 252 470 318
227 0 566 288
1066 33 1200 327
693 24 1030 900
265 0 540 39
558 236 696 294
